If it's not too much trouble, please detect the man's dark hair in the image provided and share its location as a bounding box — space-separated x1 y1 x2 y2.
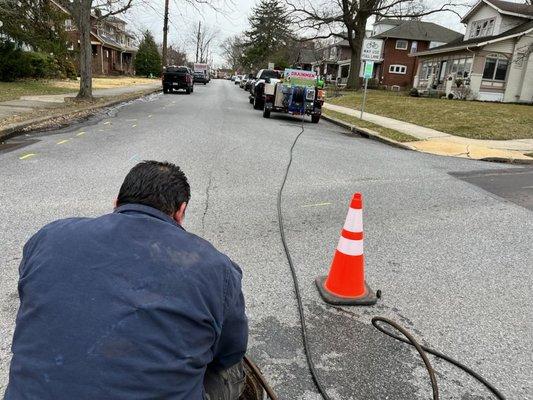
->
117 161 190 215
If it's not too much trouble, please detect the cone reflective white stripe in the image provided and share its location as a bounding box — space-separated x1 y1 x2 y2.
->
337 237 363 256
343 208 363 232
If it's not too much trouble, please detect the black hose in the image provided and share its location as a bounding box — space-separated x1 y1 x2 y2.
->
371 317 506 400
243 356 279 400
371 317 439 399
276 118 335 400
275 118 507 400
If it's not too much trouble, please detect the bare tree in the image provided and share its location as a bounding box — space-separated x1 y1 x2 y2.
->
190 22 220 63
288 0 466 89
220 35 245 71
166 44 188 65
60 0 133 99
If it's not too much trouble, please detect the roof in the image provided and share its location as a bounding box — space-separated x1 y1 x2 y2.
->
335 39 350 47
462 0 533 23
374 18 404 26
413 19 533 56
373 20 463 43
91 31 137 52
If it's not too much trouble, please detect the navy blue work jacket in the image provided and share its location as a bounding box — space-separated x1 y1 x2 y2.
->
5 204 248 400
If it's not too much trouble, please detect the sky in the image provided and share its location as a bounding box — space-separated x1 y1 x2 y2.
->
120 0 528 67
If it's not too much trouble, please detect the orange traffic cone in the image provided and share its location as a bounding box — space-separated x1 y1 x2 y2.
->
315 193 378 305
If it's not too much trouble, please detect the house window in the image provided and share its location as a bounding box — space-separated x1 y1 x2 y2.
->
395 40 408 50
420 61 439 80
445 57 473 79
389 64 407 74
469 18 495 39
410 41 418 54
105 50 109 58
482 55 509 81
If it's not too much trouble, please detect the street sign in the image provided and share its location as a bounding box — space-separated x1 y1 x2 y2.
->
360 60 375 119
268 62 275 70
361 39 383 61
363 61 374 79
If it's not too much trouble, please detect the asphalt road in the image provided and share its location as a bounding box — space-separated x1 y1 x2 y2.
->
1 80 532 399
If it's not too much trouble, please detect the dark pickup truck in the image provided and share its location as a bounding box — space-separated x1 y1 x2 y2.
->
162 66 194 94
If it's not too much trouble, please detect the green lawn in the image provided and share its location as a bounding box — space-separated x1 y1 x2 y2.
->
327 90 533 140
323 109 419 143
0 80 77 102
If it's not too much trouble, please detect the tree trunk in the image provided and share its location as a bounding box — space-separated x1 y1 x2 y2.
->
75 0 94 100
345 18 368 90
346 46 362 89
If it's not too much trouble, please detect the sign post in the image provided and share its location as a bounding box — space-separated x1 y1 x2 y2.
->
360 39 383 119
361 61 374 119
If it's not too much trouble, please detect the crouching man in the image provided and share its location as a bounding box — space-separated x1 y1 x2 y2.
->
5 161 247 400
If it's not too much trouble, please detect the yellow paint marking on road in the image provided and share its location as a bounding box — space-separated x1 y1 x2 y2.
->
132 124 137 128
103 121 111 125
98 129 104 132
148 115 153 118
57 139 70 145
19 153 36 160
76 132 85 136
301 202 332 208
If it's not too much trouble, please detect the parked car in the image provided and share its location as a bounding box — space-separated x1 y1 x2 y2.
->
244 74 255 91
239 75 248 89
193 71 209 85
162 66 194 94
250 69 282 109
231 75 236 81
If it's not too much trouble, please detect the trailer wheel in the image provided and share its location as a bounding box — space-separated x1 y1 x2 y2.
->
311 115 320 123
263 108 271 119
249 96 254 104
163 87 168 94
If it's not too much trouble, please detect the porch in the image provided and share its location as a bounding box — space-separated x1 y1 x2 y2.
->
414 50 513 102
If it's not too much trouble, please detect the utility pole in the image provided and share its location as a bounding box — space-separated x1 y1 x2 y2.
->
162 0 170 67
195 21 201 63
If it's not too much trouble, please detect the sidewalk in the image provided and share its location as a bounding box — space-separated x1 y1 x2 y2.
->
323 103 533 162
0 83 160 120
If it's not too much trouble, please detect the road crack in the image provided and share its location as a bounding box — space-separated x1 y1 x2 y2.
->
201 171 213 233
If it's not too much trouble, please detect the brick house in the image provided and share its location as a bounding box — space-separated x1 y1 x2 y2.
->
371 19 462 89
413 0 533 103
309 39 361 84
53 1 137 75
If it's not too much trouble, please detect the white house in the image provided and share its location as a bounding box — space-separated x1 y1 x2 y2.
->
413 0 533 103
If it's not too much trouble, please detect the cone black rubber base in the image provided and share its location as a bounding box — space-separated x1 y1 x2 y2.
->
315 276 378 306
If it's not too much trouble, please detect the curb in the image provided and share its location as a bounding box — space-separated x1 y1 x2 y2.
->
0 87 162 142
321 113 415 151
321 113 533 165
